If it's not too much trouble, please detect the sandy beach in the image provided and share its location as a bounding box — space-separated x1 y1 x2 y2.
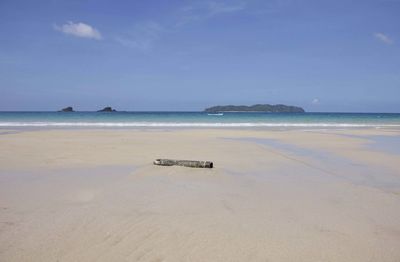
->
0 128 400 261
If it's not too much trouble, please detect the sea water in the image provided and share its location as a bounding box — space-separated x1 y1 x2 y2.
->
0 112 399 128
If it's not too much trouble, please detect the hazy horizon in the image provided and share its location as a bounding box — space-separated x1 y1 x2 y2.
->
2 107 400 113
1 0 399 112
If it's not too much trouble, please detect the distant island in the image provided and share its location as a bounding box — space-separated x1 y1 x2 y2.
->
204 104 305 113
97 107 117 112
59 106 74 112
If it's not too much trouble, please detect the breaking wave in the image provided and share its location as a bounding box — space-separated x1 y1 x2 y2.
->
1 122 400 127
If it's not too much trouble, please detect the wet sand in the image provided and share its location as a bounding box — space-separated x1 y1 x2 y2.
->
0 128 400 261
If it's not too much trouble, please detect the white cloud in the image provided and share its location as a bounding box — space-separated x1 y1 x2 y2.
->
115 2 245 50
208 1 246 15
311 98 320 105
54 22 102 40
374 32 393 45
177 1 246 26
115 21 163 51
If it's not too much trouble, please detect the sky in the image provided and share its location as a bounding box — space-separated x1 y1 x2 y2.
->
0 0 399 112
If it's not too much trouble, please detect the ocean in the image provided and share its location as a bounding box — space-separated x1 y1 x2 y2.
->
0 112 400 128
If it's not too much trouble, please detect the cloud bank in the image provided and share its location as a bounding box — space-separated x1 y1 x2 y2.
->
54 22 102 40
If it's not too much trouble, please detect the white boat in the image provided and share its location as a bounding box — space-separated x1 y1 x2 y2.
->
207 113 224 116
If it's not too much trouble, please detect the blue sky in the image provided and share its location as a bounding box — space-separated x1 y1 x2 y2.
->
0 0 399 112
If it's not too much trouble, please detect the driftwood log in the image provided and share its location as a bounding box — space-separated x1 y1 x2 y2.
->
154 159 213 168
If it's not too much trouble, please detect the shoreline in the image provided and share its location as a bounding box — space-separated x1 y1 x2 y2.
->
1 123 400 128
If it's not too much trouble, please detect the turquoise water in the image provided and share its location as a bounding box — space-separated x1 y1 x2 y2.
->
0 112 399 127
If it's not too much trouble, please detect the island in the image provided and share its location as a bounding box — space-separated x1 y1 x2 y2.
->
204 104 305 113
59 106 74 112
97 107 117 112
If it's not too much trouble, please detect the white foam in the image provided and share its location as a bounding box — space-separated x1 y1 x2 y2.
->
1 122 400 128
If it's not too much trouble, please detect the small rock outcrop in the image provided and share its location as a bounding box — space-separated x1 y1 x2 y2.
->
59 106 74 112
97 107 116 112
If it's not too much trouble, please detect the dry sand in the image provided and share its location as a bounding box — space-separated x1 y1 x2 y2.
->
0 128 400 261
